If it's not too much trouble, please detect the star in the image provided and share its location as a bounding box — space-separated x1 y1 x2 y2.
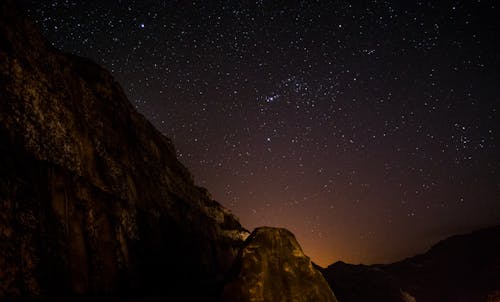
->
20 0 500 266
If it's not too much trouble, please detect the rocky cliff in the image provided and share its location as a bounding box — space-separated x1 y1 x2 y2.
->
321 226 500 302
222 227 338 302
0 1 249 300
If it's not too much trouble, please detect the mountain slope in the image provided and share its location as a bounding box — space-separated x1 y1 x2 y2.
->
321 261 411 302
385 226 500 302
0 1 248 300
321 226 500 302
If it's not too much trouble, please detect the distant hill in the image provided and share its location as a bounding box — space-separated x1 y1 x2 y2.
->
321 226 500 302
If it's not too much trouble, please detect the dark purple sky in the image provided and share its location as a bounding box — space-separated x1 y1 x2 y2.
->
20 0 499 266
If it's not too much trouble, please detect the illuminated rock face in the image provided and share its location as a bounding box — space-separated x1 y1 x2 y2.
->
222 227 338 302
0 1 248 300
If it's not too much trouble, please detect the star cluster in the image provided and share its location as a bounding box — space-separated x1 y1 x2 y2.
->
20 0 499 266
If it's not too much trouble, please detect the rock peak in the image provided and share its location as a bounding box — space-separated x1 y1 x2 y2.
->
223 226 338 302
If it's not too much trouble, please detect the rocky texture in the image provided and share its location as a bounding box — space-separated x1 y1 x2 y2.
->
321 226 500 302
222 227 338 302
487 291 500 302
0 1 248 300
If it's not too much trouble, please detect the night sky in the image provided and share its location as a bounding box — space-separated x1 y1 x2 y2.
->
19 1 499 266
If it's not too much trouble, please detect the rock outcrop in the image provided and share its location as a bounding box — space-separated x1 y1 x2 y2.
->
321 226 500 302
0 1 248 300
222 227 338 302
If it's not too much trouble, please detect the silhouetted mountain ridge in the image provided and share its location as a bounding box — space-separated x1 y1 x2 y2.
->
321 226 500 302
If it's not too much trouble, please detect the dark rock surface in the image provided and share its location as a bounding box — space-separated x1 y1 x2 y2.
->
321 226 500 302
385 226 500 302
321 261 413 302
0 1 248 300
222 227 338 302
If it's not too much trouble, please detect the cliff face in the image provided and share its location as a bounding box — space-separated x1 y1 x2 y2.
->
0 2 248 300
222 227 338 302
